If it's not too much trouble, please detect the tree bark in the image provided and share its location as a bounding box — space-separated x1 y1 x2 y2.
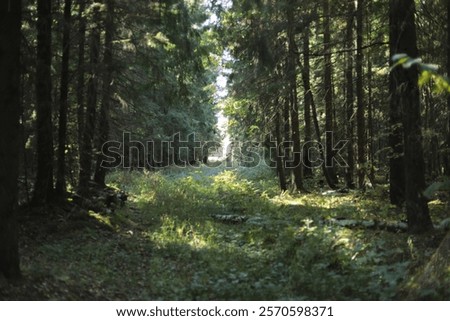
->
94 0 114 186
389 0 405 206
79 5 101 195
345 0 355 189
286 1 304 192
302 26 313 178
297 36 335 188
275 110 287 191
56 0 73 196
389 0 433 233
367 46 375 184
323 0 338 186
283 87 292 187
406 230 450 299
366 0 375 184
33 0 54 204
445 0 450 176
77 0 87 157
356 0 366 188
0 0 22 279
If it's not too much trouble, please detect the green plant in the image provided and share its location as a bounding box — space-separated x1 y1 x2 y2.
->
391 53 450 94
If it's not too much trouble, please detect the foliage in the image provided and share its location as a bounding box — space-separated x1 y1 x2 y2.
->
19 0 221 185
109 0 220 161
2 168 448 300
391 53 450 94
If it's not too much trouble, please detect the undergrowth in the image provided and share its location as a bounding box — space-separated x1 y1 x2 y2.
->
1 165 448 300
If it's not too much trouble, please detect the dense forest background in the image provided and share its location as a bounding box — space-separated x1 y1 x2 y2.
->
1 0 450 300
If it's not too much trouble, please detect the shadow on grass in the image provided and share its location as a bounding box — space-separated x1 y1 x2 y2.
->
2 167 447 300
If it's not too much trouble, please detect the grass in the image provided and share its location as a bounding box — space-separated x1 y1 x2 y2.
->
1 165 449 300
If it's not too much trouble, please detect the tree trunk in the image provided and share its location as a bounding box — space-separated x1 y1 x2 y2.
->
76 0 87 157
345 0 355 189
286 2 304 192
0 0 22 279
297 36 335 188
323 0 338 186
56 0 72 196
283 90 292 187
367 45 375 184
275 110 287 191
389 0 433 233
94 0 114 186
356 0 366 188
445 0 450 176
79 6 101 195
388 2 405 207
33 0 54 204
405 230 450 299
366 1 375 184
302 26 313 178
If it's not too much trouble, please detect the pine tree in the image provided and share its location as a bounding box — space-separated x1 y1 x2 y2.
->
389 0 433 233
0 0 22 279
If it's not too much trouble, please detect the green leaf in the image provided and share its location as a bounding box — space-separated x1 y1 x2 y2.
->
391 53 408 62
418 71 432 87
419 63 439 72
403 57 422 68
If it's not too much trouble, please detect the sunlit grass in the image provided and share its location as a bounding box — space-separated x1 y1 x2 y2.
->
94 166 449 299
7 165 447 300
106 166 424 299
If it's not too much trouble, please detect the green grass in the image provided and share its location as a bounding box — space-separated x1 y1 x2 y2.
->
2 165 448 300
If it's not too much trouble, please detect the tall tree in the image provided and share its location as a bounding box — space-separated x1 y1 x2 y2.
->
286 0 304 192
389 0 433 233
356 0 366 188
79 4 101 194
94 0 114 186
389 4 404 206
445 0 450 176
283 88 292 185
33 0 54 204
296 24 334 188
323 0 338 186
0 0 22 279
275 109 287 191
366 11 375 185
302 25 313 178
345 0 355 188
76 0 87 151
56 0 73 196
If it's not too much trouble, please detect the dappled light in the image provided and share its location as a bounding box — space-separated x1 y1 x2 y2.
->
15 166 449 299
1 0 450 306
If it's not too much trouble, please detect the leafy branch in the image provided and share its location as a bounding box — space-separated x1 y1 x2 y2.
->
391 54 450 198
391 53 450 94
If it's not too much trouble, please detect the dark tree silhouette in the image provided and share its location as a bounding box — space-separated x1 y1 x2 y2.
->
323 0 338 187
95 0 115 186
33 0 54 204
0 0 22 279
302 26 313 178
356 0 366 188
389 0 433 233
56 0 73 196
76 0 87 151
79 5 101 195
286 0 304 192
344 0 355 189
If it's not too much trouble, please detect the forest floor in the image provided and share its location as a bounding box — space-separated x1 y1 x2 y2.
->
1 165 449 300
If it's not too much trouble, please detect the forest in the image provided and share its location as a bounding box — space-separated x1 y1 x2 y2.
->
0 0 449 300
